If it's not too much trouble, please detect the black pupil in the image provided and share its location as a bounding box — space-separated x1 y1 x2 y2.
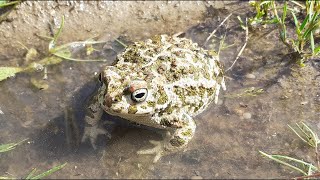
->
98 73 103 82
135 93 145 99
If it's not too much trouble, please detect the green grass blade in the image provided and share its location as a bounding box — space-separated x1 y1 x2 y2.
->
307 165 316 176
314 46 320 55
306 12 319 38
310 10 319 23
297 122 319 147
271 1 280 21
291 11 301 35
272 154 317 171
288 124 309 144
0 144 16 152
50 15 65 49
299 16 309 31
27 163 67 180
280 25 287 42
301 122 320 145
259 151 310 175
302 25 316 39
0 0 20 8
296 123 316 147
288 122 319 148
282 2 287 23
291 11 299 27
25 168 37 179
0 139 28 153
296 123 311 139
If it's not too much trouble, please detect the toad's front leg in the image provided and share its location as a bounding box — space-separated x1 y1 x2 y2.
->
137 113 196 162
81 94 110 149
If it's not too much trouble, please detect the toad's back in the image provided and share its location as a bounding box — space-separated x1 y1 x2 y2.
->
112 34 226 119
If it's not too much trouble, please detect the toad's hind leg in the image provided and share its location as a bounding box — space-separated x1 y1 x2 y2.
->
137 113 196 163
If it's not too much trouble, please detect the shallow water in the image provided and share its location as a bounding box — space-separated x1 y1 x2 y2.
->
0 1 319 179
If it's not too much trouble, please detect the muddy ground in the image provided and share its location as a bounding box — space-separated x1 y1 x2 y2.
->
0 1 319 179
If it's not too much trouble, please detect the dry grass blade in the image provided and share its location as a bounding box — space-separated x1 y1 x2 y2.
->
259 151 317 176
288 122 320 148
226 18 249 72
115 38 127 48
204 13 232 46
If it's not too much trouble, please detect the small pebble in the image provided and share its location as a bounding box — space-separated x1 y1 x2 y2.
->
300 101 308 105
243 112 252 119
234 108 244 116
239 102 248 108
279 95 289 100
245 73 256 79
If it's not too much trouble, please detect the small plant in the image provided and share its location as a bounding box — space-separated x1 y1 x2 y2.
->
0 16 108 83
242 0 320 65
24 163 67 180
273 1 320 63
1 163 67 179
0 0 21 23
247 0 277 26
260 122 320 178
0 139 66 179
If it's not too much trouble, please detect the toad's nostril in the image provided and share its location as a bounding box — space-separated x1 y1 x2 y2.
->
105 94 112 107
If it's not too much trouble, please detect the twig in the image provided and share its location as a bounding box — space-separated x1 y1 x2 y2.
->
226 18 249 72
316 147 320 171
204 13 233 46
293 172 320 180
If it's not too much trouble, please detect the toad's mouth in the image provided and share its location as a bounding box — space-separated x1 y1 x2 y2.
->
103 106 151 117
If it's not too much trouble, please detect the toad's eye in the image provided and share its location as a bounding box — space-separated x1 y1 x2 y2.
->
131 88 148 102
